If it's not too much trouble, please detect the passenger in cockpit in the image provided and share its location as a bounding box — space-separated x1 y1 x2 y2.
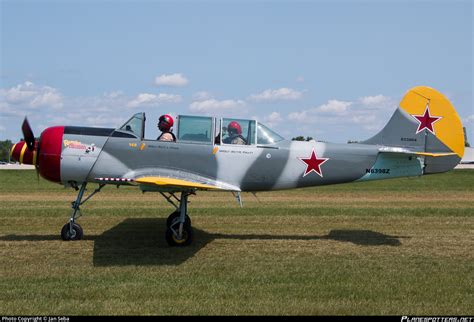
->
223 121 246 145
157 114 176 142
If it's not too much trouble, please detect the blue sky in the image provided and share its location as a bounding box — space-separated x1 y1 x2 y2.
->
1 0 472 144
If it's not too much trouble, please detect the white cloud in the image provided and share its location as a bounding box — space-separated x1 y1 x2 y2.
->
263 111 283 127
288 110 311 123
127 93 182 108
127 93 156 108
0 101 24 117
103 91 124 99
317 100 352 115
192 91 213 101
154 73 189 87
189 99 246 113
2 81 187 141
287 94 392 132
465 115 474 123
0 81 63 109
249 88 303 102
30 90 63 108
358 95 395 111
359 94 389 106
265 111 282 123
288 100 353 124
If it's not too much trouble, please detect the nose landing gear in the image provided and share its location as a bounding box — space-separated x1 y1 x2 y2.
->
60 183 105 241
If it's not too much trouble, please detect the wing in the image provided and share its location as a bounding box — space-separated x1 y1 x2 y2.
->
101 168 241 192
134 176 240 191
95 167 240 192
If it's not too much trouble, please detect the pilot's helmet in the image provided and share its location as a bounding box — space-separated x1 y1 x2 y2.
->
227 121 242 135
158 114 174 131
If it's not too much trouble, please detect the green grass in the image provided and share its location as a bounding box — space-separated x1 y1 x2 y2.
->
0 170 473 315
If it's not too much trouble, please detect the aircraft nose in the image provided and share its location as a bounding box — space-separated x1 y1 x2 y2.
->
10 141 37 165
37 126 64 183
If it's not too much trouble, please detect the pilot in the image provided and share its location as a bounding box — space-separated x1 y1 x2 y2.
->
223 121 246 145
157 114 176 142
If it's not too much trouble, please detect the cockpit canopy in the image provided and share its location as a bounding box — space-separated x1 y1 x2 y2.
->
117 113 285 145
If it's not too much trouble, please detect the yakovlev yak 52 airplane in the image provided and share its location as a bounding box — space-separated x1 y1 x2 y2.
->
10 86 465 246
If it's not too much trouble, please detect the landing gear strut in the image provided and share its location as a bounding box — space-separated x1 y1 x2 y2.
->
61 183 104 241
164 191 194 247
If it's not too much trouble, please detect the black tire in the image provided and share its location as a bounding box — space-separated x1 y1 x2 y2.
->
166 211 191 228
165 224 193 247
61 222 83 241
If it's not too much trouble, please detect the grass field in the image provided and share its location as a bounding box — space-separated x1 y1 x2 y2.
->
0 169 473 315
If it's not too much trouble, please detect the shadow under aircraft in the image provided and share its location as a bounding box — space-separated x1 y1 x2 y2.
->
1 218 406 267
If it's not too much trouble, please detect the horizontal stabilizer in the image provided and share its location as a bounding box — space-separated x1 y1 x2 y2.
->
378 146 457 158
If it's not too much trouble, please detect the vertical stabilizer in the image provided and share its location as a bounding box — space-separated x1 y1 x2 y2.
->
362 86 465 174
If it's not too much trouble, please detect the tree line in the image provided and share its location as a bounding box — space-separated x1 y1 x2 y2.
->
0 140 13 162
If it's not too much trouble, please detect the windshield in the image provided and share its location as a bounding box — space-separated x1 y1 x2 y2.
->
118 113 145 139
257 123 285 145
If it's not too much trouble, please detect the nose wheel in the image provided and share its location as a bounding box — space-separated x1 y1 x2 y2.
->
61 222 83 241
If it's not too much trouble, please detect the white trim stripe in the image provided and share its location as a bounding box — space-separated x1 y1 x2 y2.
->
96 177 134 182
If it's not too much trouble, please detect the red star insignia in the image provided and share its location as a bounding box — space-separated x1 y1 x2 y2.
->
411 105 442 135
298 148 329 177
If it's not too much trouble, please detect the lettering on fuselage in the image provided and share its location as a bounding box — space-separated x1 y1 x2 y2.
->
218 149 254 155
365 168 390 174
401 137 417 142
146 144 179 150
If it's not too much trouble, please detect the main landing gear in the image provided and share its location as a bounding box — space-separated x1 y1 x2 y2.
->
60 183 195 247
162 191 194 247
61 183 104 241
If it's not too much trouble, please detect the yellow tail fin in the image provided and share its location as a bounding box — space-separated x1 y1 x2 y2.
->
363 86 465 174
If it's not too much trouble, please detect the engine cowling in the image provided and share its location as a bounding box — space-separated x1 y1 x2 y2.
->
38 126 64 183
10 126 64 184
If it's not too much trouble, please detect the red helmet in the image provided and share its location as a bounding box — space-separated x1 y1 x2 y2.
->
227 121 242 135
158 114 174 131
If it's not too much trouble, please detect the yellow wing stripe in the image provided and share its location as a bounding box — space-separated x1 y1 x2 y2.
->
135 176 222 190
399 86 465 158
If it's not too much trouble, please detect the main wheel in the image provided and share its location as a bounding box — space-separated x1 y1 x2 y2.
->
165 224 193 247
61 222 83 241
166 211 191 228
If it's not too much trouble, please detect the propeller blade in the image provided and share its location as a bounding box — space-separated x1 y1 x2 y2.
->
21 117 35 151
